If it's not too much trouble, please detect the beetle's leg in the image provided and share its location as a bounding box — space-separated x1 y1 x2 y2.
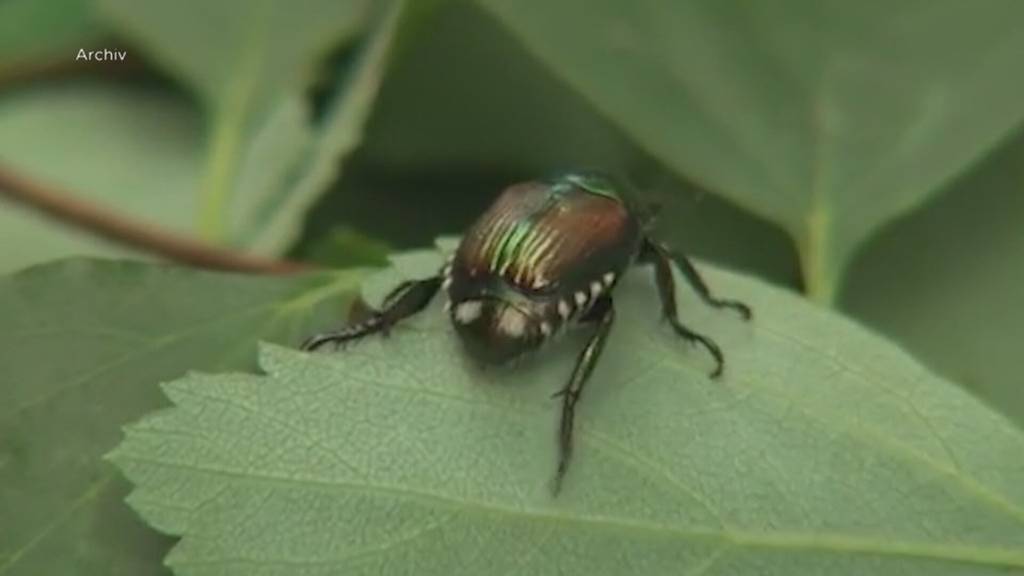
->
641 240 727 378
550 295 615 494
643 239 752 320
301 276 442 351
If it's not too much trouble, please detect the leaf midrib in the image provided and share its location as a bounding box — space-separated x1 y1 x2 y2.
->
115 350 1024 570
296 340 1024 533
352 327 1024 529
114 451 1024 569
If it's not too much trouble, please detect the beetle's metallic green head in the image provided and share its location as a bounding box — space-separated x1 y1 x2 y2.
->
547 170 655 226
555 171 621 200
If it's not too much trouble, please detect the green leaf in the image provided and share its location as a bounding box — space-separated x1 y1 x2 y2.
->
98 0 371 241
362 0 632 173
474 0 1024 302
0 0 105 70
236 0 409 255
0 260 365 575
0 80 201 274
112 244 1024 575
303 0 800 288
843 128 1024 427
224 95 315 250
298 225 391 269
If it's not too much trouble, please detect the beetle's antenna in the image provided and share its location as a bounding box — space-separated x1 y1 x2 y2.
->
618 168 665 227
637 200 662 227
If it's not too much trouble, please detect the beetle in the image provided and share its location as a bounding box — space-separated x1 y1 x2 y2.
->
302 172 751 493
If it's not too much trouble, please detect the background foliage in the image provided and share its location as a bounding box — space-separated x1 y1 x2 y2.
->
0 1 1021 574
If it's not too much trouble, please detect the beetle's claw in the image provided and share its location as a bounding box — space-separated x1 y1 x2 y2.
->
709 363 723 379
729 301 752 321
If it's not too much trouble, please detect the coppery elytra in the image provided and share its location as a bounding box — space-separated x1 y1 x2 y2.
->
302 172 752 494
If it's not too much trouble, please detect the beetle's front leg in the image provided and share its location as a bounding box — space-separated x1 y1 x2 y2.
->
551 295 615 494
641 240 729 378
301 276 442 351
642 238 752 320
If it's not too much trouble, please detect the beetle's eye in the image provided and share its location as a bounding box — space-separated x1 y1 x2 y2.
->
453 299 531 339
453 300 483 324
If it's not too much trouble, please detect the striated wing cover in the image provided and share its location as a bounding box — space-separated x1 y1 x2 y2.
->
456 181 639 293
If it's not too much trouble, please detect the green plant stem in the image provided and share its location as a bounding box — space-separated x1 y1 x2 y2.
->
799 198 836 305
197 101 247 242
196 2 270 242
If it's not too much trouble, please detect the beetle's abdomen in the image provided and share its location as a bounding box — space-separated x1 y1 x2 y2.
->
456 180 640 293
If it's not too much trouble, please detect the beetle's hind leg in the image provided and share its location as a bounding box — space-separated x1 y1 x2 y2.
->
551 295 615 494
301 276 442 352
640 239 743 378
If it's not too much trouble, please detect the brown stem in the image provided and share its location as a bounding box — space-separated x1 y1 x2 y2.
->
0 42 146 90
0 164 309 274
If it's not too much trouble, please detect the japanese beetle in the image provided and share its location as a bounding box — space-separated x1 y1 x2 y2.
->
303 172 751 493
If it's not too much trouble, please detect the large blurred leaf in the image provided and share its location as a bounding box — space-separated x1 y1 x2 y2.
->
113 244 1024 575
475 0 1024 302
235 0 408 256
0 0 105 71
0 80 201 274
99 0 371 241
303 0 800 287
843 128 1024 427
362 0 631 174
0 260 365 575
